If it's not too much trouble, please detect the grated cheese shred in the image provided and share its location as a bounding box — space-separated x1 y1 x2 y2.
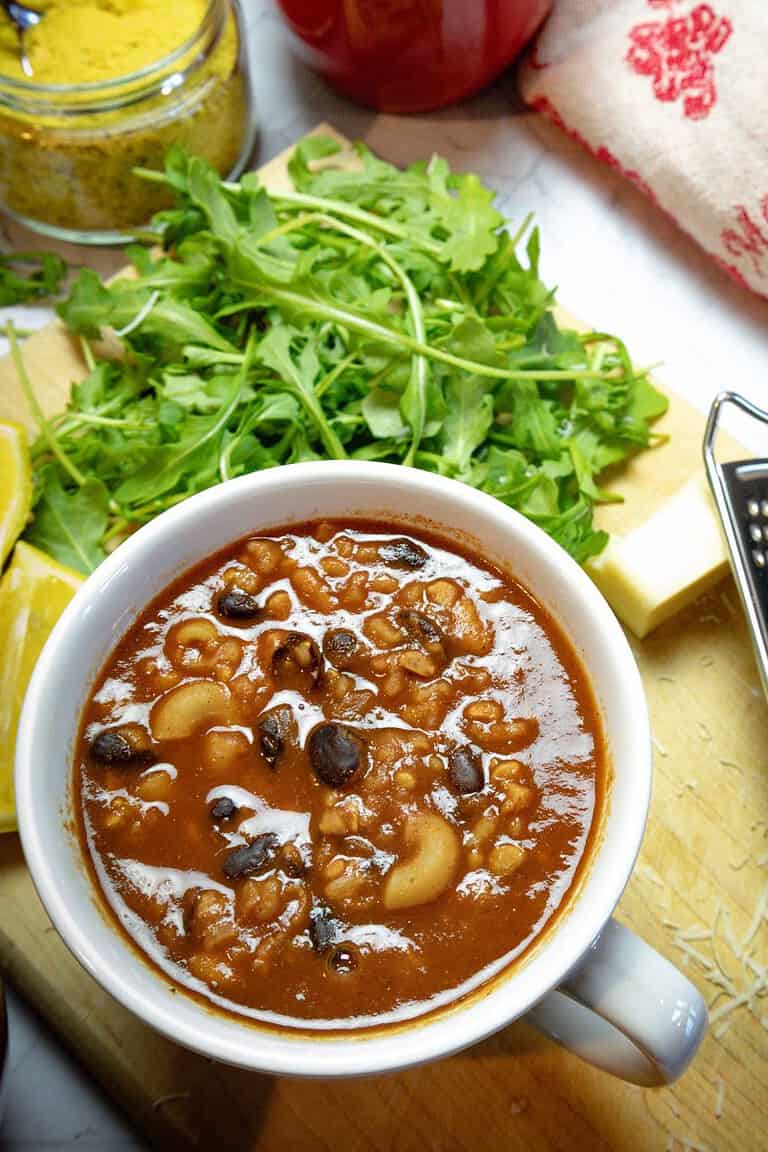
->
666 876 768 1041
638 863 666 889
715 1078 725 1119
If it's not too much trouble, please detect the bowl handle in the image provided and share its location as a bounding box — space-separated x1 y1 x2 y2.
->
524 918 708 1085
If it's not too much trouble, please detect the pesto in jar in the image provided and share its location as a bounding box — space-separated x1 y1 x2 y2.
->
0 0 253 242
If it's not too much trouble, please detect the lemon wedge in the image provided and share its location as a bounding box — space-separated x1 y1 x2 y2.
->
0 421 32 568
0 541 83 832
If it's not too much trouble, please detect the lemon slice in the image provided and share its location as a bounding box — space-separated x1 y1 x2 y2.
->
0 541 83 832
0 421 32 568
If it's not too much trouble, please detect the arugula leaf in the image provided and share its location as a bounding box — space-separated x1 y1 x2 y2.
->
568 427 622 503
59 270 238 354
362 388 409 440
161 370 234 413
258 326 347 459
163 143 195 193
154 300 237 353
56 269 113 337
0 251 67 306
533 498 609 565
70 363 113 411
481 448 541 515
428 160 503 272
441 376 493 478
24 475 108 575
446 317 503 367
115 367 242 506
287 135 343 189
495 380 562 457
625 374 669 422
186 156 241 244
509 312 584 367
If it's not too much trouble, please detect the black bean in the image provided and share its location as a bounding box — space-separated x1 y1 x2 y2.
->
309 903 338 953
327 945 358 975
257 710 286 767
378 537 429 569
271 632 324 689
222 833 279 879
210 796 237 822
216 590 262 622
322 628 359 668
448 747 484 795
398 609 445 656
89 730 153 766
308 723 364 788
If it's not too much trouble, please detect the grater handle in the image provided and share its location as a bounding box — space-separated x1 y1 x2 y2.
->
703 391 768 701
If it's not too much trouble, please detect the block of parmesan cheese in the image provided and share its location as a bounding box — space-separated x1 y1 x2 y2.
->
586 473 730 638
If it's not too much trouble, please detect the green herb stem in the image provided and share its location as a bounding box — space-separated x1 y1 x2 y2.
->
6 320 87 488
271 191 443 256
257 288 610 384
63 413 152 431
126 490 192 522
296 384 347 460
102 517 132 544
80 335 96 373
314 353 358 400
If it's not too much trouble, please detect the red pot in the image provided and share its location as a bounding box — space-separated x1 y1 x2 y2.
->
274 0 552 113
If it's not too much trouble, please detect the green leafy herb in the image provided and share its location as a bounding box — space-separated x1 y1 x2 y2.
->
442 375 494 480
0 251 67 306
13 139 667 573
24 474 109 575
426 157 503 272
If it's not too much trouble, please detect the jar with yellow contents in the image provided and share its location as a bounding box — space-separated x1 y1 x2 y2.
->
0 0 255 243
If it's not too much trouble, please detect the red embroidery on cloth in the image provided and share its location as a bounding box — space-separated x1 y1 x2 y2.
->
720 200 768 279
626 4 732 120
531 96 657 203
531 95 767 299
711 254 751 291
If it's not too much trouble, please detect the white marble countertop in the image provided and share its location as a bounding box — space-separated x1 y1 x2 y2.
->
0 1 766 1147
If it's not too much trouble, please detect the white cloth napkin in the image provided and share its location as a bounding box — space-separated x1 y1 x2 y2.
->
519 1 768 298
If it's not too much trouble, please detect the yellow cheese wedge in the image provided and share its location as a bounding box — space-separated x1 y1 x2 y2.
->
586 473 730 638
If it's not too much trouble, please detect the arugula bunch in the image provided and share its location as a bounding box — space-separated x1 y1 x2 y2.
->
16 137 667 574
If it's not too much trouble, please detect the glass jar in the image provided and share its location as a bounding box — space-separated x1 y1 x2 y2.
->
0 0 255 244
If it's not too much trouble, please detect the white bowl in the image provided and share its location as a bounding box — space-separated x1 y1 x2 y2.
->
15 462 707 1084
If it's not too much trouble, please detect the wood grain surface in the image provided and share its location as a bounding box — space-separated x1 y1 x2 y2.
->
0 129 766 1152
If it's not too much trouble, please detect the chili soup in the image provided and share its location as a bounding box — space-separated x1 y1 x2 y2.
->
74 520 607 1029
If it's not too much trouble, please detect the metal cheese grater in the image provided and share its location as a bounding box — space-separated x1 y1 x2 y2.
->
704 390 768 700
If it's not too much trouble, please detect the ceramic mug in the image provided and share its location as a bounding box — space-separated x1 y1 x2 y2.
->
15 462 707 1085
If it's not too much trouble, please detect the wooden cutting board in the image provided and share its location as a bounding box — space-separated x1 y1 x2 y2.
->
1 128 767 1152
